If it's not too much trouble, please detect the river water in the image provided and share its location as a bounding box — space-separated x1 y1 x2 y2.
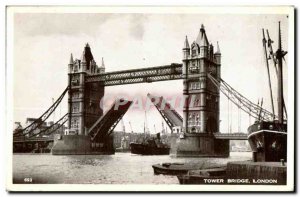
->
13 152 252 184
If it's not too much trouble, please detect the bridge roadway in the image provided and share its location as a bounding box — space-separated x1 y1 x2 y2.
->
85 63 183 85
13 136 54 143
13 133 247 143
213 132 248 140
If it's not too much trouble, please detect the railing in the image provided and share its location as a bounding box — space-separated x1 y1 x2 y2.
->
13 136 54 142
85 63 183 85
213 132 248 140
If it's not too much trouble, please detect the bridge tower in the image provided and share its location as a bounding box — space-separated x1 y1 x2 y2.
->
52 44 110 154
67 43 105 135
175 25 229 157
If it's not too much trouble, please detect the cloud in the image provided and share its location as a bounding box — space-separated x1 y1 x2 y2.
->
129 14 148 40
14 13 150 39
14 13 118 37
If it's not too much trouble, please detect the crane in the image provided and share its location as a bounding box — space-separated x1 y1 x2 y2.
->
121 118 126 134
129 121 133 133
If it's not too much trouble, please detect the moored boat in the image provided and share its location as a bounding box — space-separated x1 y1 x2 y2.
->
130 134 170 155
152 163 188 175
247 22 287 162
130 110 170 155
248 121 287 162
152 162 226 175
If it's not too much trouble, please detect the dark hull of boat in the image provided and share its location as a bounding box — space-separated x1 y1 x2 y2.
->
130 143 170 155
248 121 287 162
152 164 188 175
115 148 130 153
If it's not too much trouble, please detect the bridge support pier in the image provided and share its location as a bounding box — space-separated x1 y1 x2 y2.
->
52 135 114 155
170 133 229 157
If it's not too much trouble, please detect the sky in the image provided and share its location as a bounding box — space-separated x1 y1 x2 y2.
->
13 11 289 134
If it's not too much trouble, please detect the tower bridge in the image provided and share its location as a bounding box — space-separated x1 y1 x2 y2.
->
14 24 272 156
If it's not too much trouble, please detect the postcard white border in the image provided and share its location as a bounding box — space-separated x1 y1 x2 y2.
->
5 5 295 192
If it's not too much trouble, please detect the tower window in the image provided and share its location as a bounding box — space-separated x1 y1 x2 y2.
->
192 49 197 57
193 83 197 89
196 114 200 126
72 92 79 99
190 82 194 89
74 65 78 72
71 118 79 129
72 103 79 113
189 62 199 73
195 99 200 106
200 48 204 57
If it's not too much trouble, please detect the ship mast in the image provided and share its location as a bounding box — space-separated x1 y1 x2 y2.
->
266 29 288 118
121 118 126 134
143 111 149 136
262 29 275 119
266 30 278 75
275 21 287 123
129 121 133 133
143 111 146 136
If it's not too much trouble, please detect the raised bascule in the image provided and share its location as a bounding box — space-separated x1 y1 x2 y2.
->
15 24 279 157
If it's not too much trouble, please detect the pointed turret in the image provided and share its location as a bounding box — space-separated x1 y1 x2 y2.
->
81 43 94 70
80 49 87 72
196 24 209 59
90 60 94 73
214 41 222 80
183 36 190 60
68 53 74 73
214 41 221 65
183 36 190 49
215 41 221 54
69 53 74 64
81 51 86 63
209 43 214 60
196 24 209 47
99 57 105 73
101 57 105 67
